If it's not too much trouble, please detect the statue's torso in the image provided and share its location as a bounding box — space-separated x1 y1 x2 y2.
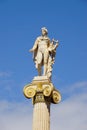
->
37 36 50 53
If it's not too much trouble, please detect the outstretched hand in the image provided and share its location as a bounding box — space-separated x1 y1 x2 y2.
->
55 43 59 48
29 49 34 52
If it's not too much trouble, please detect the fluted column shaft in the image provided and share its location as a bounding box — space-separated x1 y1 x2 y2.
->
33 102 50 130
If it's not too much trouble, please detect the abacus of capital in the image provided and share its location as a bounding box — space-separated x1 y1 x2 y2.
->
23 27 61 130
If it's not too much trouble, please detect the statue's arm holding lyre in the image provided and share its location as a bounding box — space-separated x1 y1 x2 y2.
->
52 39 59 50
48 39 59 52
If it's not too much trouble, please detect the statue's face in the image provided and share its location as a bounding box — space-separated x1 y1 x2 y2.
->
42 29 47 36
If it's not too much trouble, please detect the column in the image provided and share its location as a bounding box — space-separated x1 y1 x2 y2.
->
33 102 50 130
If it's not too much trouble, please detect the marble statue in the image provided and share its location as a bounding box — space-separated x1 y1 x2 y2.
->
29 27 59 79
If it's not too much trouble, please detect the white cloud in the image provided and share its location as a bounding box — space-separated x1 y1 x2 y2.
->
61 81 87 96
51 93 87 130
0 101 33 130
0 81 87 130
51 81 87 130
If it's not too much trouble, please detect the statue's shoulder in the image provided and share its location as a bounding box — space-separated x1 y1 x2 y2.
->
36 36 42 40
36 36 50 42
34 36 41 43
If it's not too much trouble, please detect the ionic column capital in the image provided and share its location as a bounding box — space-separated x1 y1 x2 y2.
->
23 80 61 104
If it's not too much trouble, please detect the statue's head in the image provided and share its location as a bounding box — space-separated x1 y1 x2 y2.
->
41 27 48 36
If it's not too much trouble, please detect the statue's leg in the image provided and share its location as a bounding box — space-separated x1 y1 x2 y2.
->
36 52 42 76
38 64 42 76
43 51 49 76
43 64 47 76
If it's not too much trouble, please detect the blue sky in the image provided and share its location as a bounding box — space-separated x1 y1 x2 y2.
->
0 0 87 130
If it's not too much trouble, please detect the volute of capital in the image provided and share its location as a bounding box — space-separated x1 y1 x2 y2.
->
43 84 54 97
51 90 61 104
23 84 36 99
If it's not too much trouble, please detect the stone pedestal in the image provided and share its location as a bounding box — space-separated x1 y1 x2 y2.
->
23 76 61 130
